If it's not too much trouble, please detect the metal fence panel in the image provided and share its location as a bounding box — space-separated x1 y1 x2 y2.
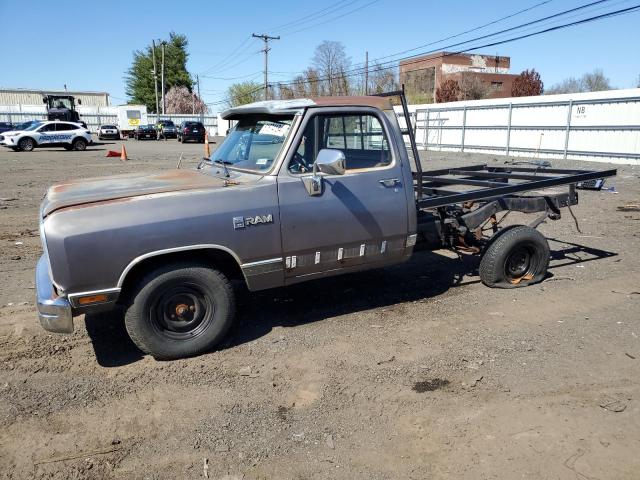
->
406 89 640 165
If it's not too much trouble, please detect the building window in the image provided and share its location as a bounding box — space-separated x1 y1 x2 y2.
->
491 81 503 89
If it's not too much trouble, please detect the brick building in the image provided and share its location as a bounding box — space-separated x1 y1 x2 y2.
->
399 52 520 102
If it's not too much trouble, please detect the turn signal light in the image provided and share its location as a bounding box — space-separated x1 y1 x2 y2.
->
77 294 108 305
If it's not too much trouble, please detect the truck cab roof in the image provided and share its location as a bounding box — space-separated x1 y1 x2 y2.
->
221 95 394 120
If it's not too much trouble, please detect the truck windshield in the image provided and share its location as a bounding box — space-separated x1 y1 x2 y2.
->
210 116 294 173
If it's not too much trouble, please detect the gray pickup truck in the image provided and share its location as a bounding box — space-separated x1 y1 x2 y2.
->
36 93 616 359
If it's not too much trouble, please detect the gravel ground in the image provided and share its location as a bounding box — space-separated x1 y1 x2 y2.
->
0 136 639 479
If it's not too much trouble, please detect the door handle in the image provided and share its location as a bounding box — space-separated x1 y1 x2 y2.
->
379 178 401 188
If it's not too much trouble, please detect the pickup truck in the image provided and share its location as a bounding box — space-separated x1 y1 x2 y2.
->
36 93 616 360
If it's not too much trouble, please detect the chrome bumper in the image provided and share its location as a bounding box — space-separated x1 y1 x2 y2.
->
36 255 73 333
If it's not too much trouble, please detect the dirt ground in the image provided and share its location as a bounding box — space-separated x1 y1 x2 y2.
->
0 136 639 480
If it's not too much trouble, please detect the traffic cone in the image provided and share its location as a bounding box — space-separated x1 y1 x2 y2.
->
204 129 210 157
120 145 128 161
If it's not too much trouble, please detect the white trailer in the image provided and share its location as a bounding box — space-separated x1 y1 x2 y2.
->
116 105 148 137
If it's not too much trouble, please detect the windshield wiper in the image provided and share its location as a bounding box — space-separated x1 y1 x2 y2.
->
213 159 232 178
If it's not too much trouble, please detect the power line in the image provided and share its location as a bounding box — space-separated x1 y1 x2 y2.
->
198 36 258 76
368 0 556 65
264 0 359 33
273 0 621 87
202 2 639 109
197 1 368 77
277 0 381 36
272 3 640 89
265 0 559 83
201 71 263 81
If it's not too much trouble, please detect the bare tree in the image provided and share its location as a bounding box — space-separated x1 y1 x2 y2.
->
404 67 435 104
582 69 611 92
546 69 612 94
312 41 351 96
545 77 583 95
368 62 398 94
459 74 491 100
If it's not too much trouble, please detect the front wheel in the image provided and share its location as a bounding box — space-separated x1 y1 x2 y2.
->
73 138 88 151
479 225 550 288
124 262 236 360
18 137 35 152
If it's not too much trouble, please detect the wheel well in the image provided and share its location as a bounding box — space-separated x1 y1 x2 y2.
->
118 248 245 304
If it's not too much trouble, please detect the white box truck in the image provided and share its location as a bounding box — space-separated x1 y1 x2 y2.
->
117 105 148 138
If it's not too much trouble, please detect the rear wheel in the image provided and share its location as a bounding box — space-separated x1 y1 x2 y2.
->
18 137 35 152
73 138 88 151
479 225 550 288
124 262 236 360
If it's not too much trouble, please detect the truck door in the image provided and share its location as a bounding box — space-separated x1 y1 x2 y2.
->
277 108 410 282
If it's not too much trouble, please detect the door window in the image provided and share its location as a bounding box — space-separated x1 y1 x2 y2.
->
288 113 391 174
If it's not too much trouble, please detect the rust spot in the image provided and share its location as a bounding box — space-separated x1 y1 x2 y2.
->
311 95 393 110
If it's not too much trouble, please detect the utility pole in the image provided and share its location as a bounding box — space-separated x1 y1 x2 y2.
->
252 33 280 101
152 40 159 114
196 74 202 119
364 51 369 95
161 42 166 115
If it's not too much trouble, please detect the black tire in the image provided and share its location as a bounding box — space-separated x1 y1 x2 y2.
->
124 262 235 360
73 138 88 151
18 137 35 152
98 135 103 141
479 225 550 288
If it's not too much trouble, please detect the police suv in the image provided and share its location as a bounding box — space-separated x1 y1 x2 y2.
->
0 120 92 152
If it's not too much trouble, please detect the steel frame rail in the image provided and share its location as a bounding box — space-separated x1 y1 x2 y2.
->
415 164 617 209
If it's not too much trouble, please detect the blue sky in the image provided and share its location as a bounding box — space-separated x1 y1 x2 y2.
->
1 0 639 111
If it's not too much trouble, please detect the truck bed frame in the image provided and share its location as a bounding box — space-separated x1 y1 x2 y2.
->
375 89 617 250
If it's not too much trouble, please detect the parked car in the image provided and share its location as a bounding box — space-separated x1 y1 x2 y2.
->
13 120 41 131
1 120 91 152
0 122 14 134
33 94 616 360
156 119 177 139
177 121 205 143
134 124 157 140
97 124 120 140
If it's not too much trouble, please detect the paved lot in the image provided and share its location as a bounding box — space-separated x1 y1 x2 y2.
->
0 137 639 479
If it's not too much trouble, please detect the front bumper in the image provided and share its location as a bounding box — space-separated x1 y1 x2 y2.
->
35 255 73 333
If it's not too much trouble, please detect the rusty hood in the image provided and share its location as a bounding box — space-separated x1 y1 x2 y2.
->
42 169 229 217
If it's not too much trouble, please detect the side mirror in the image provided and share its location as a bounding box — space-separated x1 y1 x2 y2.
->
301 149 347 197
314 148 346 176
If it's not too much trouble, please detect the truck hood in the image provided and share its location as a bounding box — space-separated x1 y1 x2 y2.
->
42 169 230 217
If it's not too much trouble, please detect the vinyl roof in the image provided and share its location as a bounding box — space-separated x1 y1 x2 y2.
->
221 96 393 119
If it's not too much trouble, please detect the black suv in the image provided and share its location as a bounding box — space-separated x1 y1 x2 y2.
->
177 121 206 143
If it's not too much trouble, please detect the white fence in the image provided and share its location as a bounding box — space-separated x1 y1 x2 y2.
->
403 88 640 165
0 106 219 135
